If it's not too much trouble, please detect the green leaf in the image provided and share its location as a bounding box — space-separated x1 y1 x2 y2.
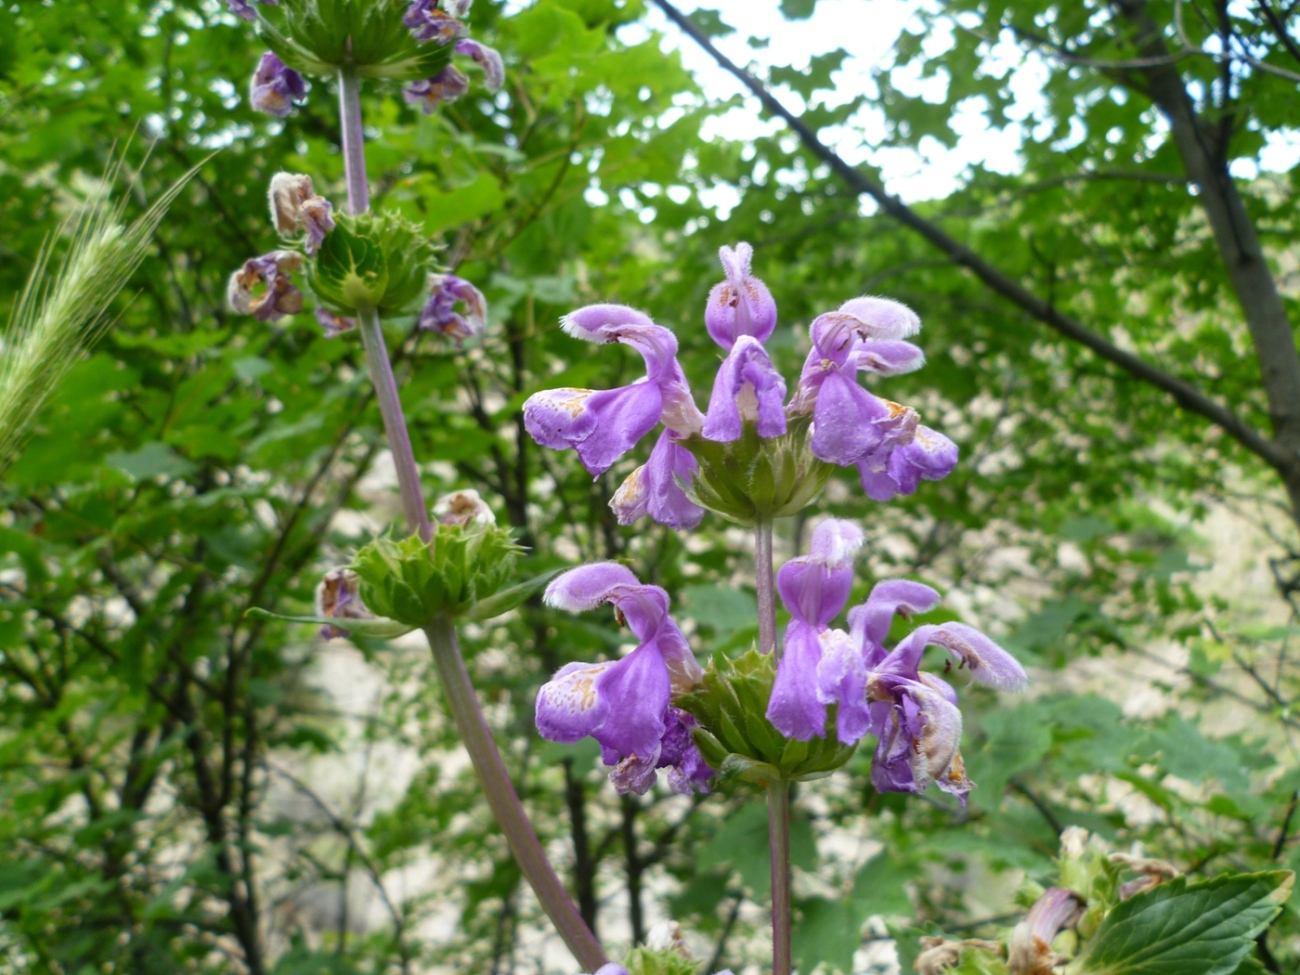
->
244 607 415 640
106 442 196 480
465 566 564 621
779 0 818 18
1069 872 1294 975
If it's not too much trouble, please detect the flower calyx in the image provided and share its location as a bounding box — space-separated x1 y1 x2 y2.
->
350 518 522 627
307 209 438 318
675 647 857 786
245 0 456 83
676 415 835 526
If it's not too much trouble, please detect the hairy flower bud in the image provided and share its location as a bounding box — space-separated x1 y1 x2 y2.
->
314 568 375 640
268 172 336 254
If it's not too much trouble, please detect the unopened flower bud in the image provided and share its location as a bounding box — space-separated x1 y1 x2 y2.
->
419 273 487 343
646 921 690 956
251 52 305 118
315 568 375 640
268 172 336 254
1008 887 1084 975
403 66 470 113
433 489 496 527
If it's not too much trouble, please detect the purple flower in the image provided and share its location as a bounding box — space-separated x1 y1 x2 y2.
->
857 424 959 502
315 568 373 640
853 589 1026 804
403 0 468 43
224 0 277 21
455 39 506 92
523 304 703 476
794 307 921 467
765 519 864 741
704 242 777 350
250 52 305 118
418 273 487 344
228 251 304 322
403 66 470 113
702 335 788 442
535 563 712 795
315 308 356 337
611 430 704 530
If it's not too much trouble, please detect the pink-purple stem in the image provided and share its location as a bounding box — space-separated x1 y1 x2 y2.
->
336 67 607 970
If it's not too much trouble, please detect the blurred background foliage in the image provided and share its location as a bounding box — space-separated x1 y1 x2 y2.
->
0 0 1297 973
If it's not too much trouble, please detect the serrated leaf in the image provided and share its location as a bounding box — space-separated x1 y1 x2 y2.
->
1069 872 1294 975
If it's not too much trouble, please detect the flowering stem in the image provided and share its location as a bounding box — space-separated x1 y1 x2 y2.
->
756 518 778 655
767 776 793 975
337 65 604 969
425 615 609 971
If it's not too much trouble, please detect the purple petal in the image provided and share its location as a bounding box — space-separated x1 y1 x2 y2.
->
1008 888 1085 973
535 660 614 743
315 308 356 338
455 38 505 91
815 628 870 745
314 568 374 640
560 305 677 378
544 563 640 612
766 621 828 741
855 340 926 376
777 556 855 629
836 296 921 340
250 52 304 118
807 518 863 568
642 430 703 530
702 335 788 442
419 273 487 343
847 579 941 661
886 425 958 494
611 465 649 525
869 676 966 801
888 622 1028 690
704 242 777 349
523 381 663 476
403 67 469 113
810 371 893 466
658 709 714 794
403 0 467 43
593 643 671 769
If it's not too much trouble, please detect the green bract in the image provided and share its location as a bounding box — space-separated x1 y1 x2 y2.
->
253 0 454 82
351 521 522 627
678 417 835 526
676 647 857 785
307 210 437 317
623 946 696 975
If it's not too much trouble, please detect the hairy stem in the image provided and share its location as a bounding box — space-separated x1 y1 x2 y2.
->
339 68 370 214
756 518 778 656
356 306 434 542
337 66 602 967
767 777 793 975
426 616 608 971
337 67 431 541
